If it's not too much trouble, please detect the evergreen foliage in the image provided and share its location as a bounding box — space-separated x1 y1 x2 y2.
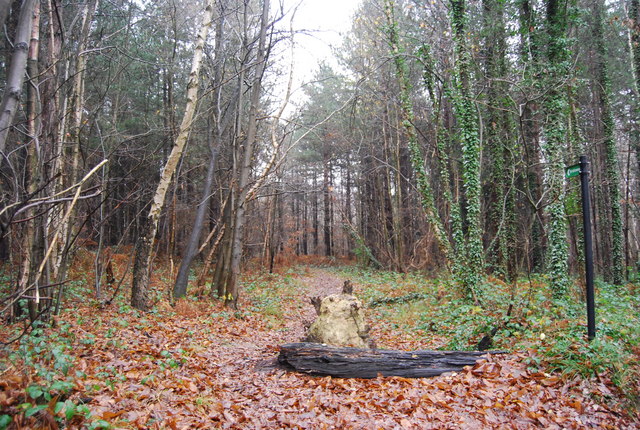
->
448 0 485 300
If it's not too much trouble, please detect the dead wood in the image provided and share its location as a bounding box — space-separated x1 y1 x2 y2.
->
342 280 353 294
310 296 321 315
304 293 369 348
278 342 503 379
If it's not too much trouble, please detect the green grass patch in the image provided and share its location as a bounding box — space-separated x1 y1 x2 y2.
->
242 268 304 325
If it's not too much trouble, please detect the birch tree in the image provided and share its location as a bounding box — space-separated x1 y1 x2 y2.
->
132 0 215 310
173 0 228 300
0 0 38 153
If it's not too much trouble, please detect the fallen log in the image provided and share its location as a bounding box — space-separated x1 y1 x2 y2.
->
278 342 502 378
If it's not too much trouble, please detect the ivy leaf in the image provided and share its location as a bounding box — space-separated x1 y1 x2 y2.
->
65 400 78 421
25 385 43 400
0 415 12 430
24 404 48 418
49 380 73 393
89 419 111 429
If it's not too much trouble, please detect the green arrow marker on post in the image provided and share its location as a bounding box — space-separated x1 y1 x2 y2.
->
565 164 580 179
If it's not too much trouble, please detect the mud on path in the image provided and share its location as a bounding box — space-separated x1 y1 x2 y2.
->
4 266 638 429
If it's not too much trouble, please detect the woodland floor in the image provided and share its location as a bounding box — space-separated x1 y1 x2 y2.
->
2 265 640 429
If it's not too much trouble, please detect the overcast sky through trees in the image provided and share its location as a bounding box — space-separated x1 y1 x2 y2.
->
281 0 360 104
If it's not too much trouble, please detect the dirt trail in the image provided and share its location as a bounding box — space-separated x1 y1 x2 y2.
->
265 267 346 346
6 267 638 429
297 267 346 298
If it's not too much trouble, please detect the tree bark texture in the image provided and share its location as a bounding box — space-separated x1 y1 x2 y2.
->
218 0 270 307
278 343 497 379
173 146 218 299
0 0 37 153
132 0 215 310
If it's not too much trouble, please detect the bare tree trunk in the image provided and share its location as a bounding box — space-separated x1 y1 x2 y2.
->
173 144 218 299
269 190 279 271
313 169 319 252
23 0 42 322
0 0 37 153
262 187 275 265
213 198 233 297
51 0 98 288
392 114 405 270
132 0 215 310
68 0 98 184
323 142 332 257
518 0 545 273
220 0 270 307
174 1 227 299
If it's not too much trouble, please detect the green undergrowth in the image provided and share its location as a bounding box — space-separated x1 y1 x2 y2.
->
3 262 638 423
331 266 640 406
1 322 110 429
242 267 306 327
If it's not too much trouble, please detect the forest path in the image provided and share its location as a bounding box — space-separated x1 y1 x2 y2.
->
8 266 635 428
280 266 346 337
296 266 346 298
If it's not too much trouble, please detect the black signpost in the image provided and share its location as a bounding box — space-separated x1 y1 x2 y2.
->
566 156 596 341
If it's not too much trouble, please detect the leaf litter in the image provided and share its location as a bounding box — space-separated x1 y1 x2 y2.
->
1 267 638 429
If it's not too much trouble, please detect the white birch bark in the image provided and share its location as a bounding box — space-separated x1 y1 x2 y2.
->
132 0 215 309
0 0 37 153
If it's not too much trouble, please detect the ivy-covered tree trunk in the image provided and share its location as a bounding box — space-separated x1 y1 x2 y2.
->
448 0 485 300
382 0 453 267
630 0 640 92
541 0 571 299
629 0 640 230
591 0 624 284
482 0 517 280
